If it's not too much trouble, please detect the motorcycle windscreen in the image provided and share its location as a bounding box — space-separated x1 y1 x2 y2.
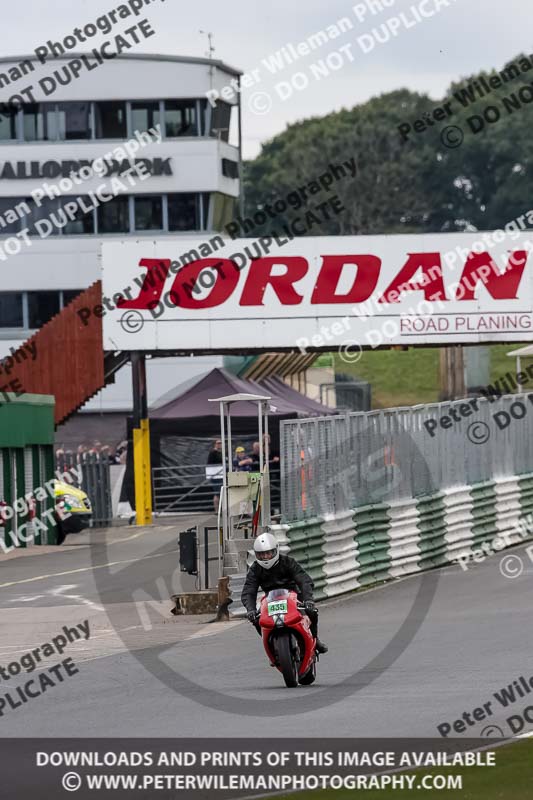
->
266 588 289 600
266 588 290 616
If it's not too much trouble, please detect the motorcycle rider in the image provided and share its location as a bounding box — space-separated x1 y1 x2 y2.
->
241 531 328 653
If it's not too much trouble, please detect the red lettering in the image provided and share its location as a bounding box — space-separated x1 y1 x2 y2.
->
117 259 170 310
240 257 307 306
311 255 380 304
378 253 446 303
456 251 528 300
170 259 239 309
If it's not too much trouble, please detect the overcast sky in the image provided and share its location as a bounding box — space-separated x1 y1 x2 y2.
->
5 0 531 158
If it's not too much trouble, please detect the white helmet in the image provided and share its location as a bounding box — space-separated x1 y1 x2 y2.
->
253 532 279 570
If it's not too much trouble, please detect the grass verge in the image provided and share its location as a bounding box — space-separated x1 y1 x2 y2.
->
278 739 533 800
276 740 532 799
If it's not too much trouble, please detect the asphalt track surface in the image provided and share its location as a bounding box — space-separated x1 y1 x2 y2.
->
1 523 532 739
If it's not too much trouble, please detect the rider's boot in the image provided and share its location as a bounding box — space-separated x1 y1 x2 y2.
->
316 638 328 654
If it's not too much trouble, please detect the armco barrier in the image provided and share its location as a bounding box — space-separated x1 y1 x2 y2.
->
262 474 533 600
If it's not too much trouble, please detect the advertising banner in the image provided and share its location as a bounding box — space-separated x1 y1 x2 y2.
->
100 232 533 352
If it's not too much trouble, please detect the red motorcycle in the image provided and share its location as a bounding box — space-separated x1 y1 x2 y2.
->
258 588 317 687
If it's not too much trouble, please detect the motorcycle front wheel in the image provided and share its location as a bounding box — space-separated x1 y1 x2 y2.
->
298 658 316 685
275 633 299 688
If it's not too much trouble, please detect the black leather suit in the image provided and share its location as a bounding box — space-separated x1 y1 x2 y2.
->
241 554 319 637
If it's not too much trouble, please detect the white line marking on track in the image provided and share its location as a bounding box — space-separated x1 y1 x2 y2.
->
50 584 104 612
9 595 45 602
187 621 242 639
0 548 180 589
0 527 149 564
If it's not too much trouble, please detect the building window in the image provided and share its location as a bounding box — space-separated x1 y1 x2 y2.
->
168 193 198 231
0 292 23 327
94 101 127 139
134 195 163 231
0 105 18 141
28 291 60 329
210 102 232 142
62 290 83 307
211 193 237 232
57 102 91 140
131 101 160 135
25 198 59 236
164 100 198 137
222 158 239 179
23 103 58 141
0 198 23 234
97 195 129 233
198 99 209 136
59 197 95 235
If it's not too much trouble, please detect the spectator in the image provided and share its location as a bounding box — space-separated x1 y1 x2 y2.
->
233 445 252 472
249 441 261 471
115 441 128 465
55 448 65 472
263 433 280 465
101 445 119 464
264 434 281 517
207 439 223 465
207 439 223 513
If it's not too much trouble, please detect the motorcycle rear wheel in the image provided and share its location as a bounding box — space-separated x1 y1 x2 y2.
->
276 633 299 688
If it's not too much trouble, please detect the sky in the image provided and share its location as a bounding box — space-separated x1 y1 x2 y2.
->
4 0 531 159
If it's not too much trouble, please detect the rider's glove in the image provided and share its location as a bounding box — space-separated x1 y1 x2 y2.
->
247 610 258 622
303 600 316 612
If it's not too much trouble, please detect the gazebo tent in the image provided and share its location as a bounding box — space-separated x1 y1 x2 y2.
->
150 367 335 420
123 368 336 510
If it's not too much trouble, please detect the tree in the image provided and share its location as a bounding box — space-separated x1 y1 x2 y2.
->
244 53 533 236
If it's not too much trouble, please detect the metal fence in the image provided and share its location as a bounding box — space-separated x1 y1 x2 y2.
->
56 451 112 527
153 465 218 514
280 393 533 523
152 464 282 515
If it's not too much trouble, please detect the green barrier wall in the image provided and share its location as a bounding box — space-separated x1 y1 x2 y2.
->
0 394 55 549
272 475 533 599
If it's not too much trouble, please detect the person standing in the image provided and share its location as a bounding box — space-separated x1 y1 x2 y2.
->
207 439 223 512
233 446 253 471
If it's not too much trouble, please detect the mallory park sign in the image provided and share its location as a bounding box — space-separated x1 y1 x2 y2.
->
101 233 533 352
0 158 173 180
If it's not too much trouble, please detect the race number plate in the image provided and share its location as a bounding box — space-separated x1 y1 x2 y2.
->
267 600 288 615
